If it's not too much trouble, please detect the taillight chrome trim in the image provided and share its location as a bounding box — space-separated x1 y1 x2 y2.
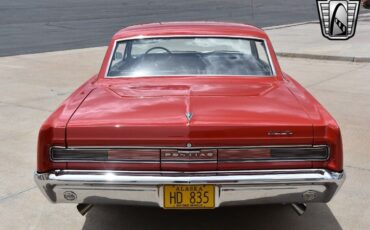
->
50 145 330 163
50 147 160 163
55 144 316 149
218 146 330 162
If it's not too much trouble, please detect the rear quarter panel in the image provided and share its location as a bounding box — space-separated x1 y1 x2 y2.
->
37 75 98 172
283 73 343 171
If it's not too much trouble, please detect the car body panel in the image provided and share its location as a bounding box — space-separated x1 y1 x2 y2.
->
35 22 344 208
36 22 343 174
66 78 313 148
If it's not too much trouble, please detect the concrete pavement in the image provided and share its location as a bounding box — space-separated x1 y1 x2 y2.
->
1 18 370 229
0 50 369 229
267 13 370 62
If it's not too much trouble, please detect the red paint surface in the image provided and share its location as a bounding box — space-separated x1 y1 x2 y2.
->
37 22 343 172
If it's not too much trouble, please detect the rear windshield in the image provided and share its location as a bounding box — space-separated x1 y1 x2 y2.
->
107 37 274 77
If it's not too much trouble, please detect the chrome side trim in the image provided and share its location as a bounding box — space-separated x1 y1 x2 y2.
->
218 159 324 163
52 160 160 164
161 160 217 164
34 169 345 207
57 144 323 149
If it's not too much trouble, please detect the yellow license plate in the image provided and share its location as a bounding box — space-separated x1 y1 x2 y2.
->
163 185 215 209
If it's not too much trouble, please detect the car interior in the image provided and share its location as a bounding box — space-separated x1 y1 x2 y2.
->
107 39 273 77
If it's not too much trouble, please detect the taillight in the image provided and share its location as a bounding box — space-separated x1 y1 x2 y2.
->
50 146 329 171
218 146 329 162
51 147 160 163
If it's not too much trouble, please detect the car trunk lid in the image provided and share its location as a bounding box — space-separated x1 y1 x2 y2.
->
66 78 313 170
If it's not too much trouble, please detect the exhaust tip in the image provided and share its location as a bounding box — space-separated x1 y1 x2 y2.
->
291 203 307 216
77 203 93 216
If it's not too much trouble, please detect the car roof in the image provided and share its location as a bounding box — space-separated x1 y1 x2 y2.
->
112 21 268 40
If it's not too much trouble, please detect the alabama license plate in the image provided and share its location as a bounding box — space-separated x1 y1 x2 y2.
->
163 185 215 209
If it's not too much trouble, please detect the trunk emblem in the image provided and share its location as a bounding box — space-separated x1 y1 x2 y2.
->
185 112 193 122
162 149 217 160
268 130 293 136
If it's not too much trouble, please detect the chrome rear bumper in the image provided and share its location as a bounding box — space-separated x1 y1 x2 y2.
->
34 169 344 207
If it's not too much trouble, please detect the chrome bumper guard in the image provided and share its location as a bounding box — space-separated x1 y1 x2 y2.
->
34 169 345 207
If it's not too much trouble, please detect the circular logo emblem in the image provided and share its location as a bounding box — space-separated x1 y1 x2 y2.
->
302 190 318 201
63 191 77 201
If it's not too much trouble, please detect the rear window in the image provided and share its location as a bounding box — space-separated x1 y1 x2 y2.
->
107 37 274 77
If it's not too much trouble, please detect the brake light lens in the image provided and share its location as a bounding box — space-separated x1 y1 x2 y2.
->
51 146 329 163
51 148 160 162
218 146 329 162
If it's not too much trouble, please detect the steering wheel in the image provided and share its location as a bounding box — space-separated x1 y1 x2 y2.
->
145 46 172 54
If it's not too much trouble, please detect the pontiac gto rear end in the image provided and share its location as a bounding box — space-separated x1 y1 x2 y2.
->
34 22 344 215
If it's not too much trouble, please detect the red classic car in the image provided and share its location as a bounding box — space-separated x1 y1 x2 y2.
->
35 22 344 216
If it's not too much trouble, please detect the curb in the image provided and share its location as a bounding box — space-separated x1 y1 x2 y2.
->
270 12 370 63
263 21 318 31
276 52 370 63
263 12 370 31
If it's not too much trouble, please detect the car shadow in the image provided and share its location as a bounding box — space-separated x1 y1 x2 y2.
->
82 203 342 230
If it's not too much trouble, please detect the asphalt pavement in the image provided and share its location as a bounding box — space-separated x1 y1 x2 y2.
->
0 0 321 57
